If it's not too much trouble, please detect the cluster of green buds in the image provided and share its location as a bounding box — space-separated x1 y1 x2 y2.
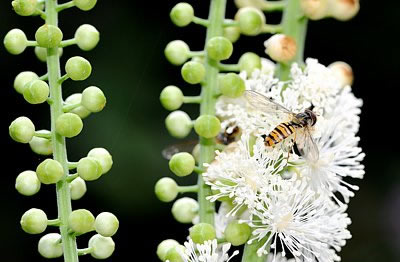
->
5 0 118 260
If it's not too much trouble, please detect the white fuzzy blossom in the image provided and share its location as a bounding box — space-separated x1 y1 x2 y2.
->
266 253 295 262
178 239 239 262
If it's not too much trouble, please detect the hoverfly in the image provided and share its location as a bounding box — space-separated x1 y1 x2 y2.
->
244 90 319 161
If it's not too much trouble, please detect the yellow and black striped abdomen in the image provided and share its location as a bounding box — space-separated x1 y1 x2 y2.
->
264 122 296 147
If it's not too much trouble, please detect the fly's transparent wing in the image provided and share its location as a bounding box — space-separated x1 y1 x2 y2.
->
296 127 319 162
162 140 198 160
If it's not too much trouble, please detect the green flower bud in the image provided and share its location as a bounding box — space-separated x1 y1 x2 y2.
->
35 24 63 48
224 220 251 246
160 85 184 111
38 233 63 258
14 71 38 94
3 28 28 55
34 46 63 62
165 111 192 138
219 73 245 98
172 197 198 224
194 115 221 139
206 36 233 61
23 79 49 104
157 239 180 261
29 130 52 155
189 223 216 244
169 152 195 177
181 61 205 85
300 0 329 20
89 234 115 259
68 209 95 234
77 157 103 181
20 208 47 234
12 0 38 16
95 212 119 237
33 1 44 16
65 93 91 119
165 40 190 66
73 0 97 11
81 86 106 112
69 177 87 200
75 24 100 51
9 116 35 143
36 159 64 184
170 2 194 27
87 148 113 174
15 170 41 196
165 245 185 262
155 177 179 202
65 56 92 81
236 7 265 36
55 112 83 138
223 26 241 43
238 52 262 76
330 0 360 21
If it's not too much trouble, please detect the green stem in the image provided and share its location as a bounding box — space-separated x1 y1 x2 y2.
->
61 38 77 47
262 24 283 34
27 40 39 47
189 51 205 58
183 96 202 104
63 102 81 113
218 62 240 72
192 16 210 27
39 73 48 81
34 131 52 139
58 74 69 84
47 218 61 226
45 0 78 261
260 0 287 12
66 173 79 182
77 247 93 256
178 185 199 193
223 19 238 27
56 1 75 12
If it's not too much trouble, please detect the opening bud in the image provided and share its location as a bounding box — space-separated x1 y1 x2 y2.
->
77 157 103 181
170 2 194 27
65 56 92 81
172 197 198 224
157 239 180 261
165 40 190 66
89 234 115 259
300 0 329 20
15 170 41 196
87 148 113 174
169 152 195 177
12 0 38 16
235 7 266 36
165 111 192 138
329 61 354 87
20 208 47 234
95 212 119 237
29 130 53 155
23 79 49 104
68 209 95 234
36 159 64 184
206 36 233 61
14 71 39 94
9 116 35 143
4 28 28 55
65 93 91 119
194 115 221 139
75 24 100 51
56 112 83 138
35 46 63 62
165 245 185 262
219 73 245 98
329 0 360 21
224 220 251 246
38 233 63 258
155 177 179 202
238 52 261 76
264 34 297 63
81 86 106 113
73 0 97 11
35 24 63 48
223 26 241 43
160 85 184 111
70 177 87 200
181 61 206 85
189 223 216 244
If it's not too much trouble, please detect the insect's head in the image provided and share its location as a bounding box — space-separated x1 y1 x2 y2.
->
305 109 317 126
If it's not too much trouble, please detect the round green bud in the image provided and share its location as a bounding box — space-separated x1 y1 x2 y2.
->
223 26 241 43
73 0 97 11
35 24 63 48
219 73 245 98
77 157 103 181
157 239 180 261
9 116 35 143
81 86 106 113
23 79 49 104
238 52 262 76
55 113 83 138
4 28 28 55
20 208 47 234
12 0 38 16
160 85 184 111
236 7 265 36
169 152 195 177
38 233 63 258
65 56 92 81
65 93 91 119
14 71 38 94
69 177 87 200
172 197 198 224
165 111 192 138
189 223 216 244
95 212 119 237
68 209 95 234
224 220 251 246
170 2 194 27
36 159 64 184
15 170 41 196
89 234 115 259
29 130 52 155
181 61 205 85
87 148 113 174
165 40 190 66
165 245 185 262
206 36 233 61
155 177 179 202
34 46 63 62
75 24 100 51
194 115 221 139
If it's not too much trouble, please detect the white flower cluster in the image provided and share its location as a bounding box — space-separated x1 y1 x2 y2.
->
176 239 239 262
204 58 365 262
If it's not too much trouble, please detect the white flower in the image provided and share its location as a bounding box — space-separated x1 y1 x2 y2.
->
214 202 250 238
179 239 239 262
266 253 295 262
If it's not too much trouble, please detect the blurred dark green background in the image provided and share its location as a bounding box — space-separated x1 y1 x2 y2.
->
1 0 399 261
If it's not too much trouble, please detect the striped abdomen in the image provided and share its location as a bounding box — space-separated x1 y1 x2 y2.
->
264 122 300 147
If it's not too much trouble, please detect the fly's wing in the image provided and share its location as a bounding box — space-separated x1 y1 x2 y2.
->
296 127 319 162
162 140 198 160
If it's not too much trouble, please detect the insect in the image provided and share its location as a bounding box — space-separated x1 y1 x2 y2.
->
244 90 319 161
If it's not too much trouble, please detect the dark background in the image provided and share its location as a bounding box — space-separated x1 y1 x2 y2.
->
1 0 399 261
